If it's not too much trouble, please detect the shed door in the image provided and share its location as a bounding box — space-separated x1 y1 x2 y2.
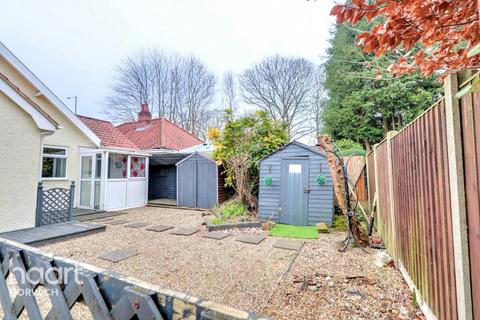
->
177 158 217 208
196 160 217 208
280 159 309 226
177 160 197 207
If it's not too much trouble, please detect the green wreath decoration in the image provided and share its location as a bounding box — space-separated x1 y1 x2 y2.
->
264 176 273 186
316 175 327 185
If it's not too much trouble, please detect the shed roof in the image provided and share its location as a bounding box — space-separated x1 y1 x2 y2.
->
175 151 216 166
259 141 326 162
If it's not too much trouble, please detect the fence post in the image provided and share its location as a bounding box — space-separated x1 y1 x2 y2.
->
35 182 44 227
444 72 473 320
372 143 380 229
68 181 75 222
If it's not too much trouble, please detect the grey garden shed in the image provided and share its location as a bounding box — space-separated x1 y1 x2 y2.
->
176 152 230 209
258 141 334 226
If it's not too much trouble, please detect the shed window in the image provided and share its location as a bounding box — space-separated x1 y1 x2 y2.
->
130 157 146 178
289 164 302 173
108 154 127 179
42 146 67 178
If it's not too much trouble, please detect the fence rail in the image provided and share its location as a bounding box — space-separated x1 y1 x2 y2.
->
367 70 479 320
0 238 261 320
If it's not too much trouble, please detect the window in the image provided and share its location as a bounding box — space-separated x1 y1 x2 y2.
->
42 147 67 178
289 164 302 173
108 154 127 179
130 157 146 178
95 154 102 179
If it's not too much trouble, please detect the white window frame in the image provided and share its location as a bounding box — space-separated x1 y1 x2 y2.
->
107 153 129 181
41 145 68 180
128 156 147 180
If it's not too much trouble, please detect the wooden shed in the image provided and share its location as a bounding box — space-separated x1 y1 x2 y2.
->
258 141 334 226
176 152 230 208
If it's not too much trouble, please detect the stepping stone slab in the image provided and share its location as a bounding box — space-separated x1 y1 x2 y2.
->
93 217 114 222
105 220 130 225
99 249 138 263
203 231 230 240
171 227 198 236
145 225 174 233
236 234 266 245
273 239 304 251
124 222 149 228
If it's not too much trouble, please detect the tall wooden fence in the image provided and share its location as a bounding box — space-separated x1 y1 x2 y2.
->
459 72 480 320
367 70 479 320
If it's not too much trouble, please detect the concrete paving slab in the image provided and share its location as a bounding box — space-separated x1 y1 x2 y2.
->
145 225 174 233
273 239 304 251
171 227 198 236
124 222 149 228
93 217 114 223
105 220 130 225
98 249 138 263
203 231 230 240
235 234 266 245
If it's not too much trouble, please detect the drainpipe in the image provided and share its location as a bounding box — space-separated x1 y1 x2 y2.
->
38 130 55 182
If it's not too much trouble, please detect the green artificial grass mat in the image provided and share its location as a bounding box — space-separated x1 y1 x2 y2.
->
269 224 319 239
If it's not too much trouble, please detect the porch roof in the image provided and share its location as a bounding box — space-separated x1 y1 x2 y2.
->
149 152 190 165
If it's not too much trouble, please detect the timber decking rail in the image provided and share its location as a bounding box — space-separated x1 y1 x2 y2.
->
0 222 105 245
0 238 262 319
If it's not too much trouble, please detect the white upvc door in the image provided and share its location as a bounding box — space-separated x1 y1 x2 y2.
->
79 153 103 209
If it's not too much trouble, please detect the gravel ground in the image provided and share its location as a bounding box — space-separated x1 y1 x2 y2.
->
4 206 421 320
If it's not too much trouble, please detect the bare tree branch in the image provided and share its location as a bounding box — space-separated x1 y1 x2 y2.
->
103 49 216 137
240 55 316 139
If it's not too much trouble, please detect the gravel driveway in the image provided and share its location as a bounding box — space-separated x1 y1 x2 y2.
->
37 206 420 319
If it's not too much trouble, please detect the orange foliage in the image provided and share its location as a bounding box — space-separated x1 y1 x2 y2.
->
330 0 480 77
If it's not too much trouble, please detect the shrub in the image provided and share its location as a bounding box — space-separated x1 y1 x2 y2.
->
335 139 363 151
222 201 248 219
210 217 223 225
338 148 366 157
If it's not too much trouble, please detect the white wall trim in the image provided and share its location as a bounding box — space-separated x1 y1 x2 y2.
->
0 77 56 131
0 42 101 146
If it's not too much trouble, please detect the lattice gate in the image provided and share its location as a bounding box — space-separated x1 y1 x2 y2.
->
35 182 75 227
0 238 261 320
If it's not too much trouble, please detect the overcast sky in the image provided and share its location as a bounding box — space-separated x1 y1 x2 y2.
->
0 0 335 119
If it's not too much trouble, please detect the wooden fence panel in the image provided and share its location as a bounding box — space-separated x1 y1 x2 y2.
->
459 72 480 319
366 151 375 210
375 141 393 248
344 156 368 209
373 99 458 320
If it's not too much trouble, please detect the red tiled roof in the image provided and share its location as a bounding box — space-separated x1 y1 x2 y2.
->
78 116 138 150
116 118 203 151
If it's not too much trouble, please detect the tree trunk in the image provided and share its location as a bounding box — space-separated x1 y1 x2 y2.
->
383 117 389 135
364 139 371 153
317 134 370 247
